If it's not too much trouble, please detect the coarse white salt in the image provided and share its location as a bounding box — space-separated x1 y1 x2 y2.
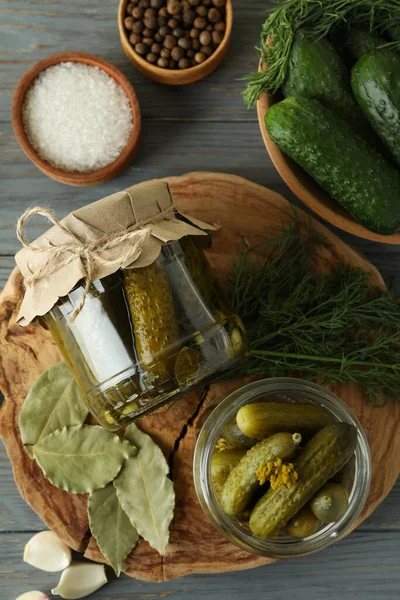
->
22 62 133 173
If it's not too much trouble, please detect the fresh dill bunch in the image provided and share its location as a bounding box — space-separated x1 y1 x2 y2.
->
229 215 400 403
243 0 400 108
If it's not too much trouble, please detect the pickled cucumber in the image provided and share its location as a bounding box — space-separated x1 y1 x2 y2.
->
123 264 181 388
174 346 201 386
249 423 357 539
179 236 215 306
287 504 320 538
310 483 349 523
220 418 257 450
211 449 246 498
237 402 335 440
220 432 302 517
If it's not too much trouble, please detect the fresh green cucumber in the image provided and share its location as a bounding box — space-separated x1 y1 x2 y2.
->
265 96 400 235
249 423 357 539
282 32 370 137
338 27 386 64
351 48 400 165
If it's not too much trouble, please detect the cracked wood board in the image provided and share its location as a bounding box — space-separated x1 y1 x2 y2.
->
0 172 399 582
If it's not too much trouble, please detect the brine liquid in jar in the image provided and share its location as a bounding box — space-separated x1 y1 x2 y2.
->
43 236 246 430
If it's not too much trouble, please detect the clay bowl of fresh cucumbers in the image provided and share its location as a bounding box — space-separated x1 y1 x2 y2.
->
194 378 371 557
256 26 400 244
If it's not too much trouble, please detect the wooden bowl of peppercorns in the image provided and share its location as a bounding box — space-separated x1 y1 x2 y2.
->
118 0 232 85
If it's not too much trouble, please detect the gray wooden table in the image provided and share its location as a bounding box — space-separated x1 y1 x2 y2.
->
1 1 399 598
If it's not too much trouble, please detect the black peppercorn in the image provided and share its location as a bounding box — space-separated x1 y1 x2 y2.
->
189 0 200 5
143 27 154 36
178 36 191 49
151 42 162 53
193 16 206 28
208 7 220 22
168 18 178 28
132 20 144 33
186 48 194 57
164 34 177 48
159 6 168 16
154 31 163 42
124 16 134 29
138 0 150 7
192 38 200 49
132 6 144 18
181 0 191 11
169 58 177 68
199 30 211 45
150 0 164 8
201 44 212 56
195 5 207 16
146 52 158 63
129 32 142 45
171 45 184 60
160 47 171 57
143 36 154 46
159 25 171 36
203 0 212 5
190 27 199 38
135 42 148 55
157 15 167 26
158 56 169 67
144 7 156 16
126 3 135 14
194 51 206 63
206 23 213 31
179 57 190 68
172 26 184 37
212 29 223 44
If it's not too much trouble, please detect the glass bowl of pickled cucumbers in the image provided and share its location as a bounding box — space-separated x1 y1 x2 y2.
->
193 378 371 557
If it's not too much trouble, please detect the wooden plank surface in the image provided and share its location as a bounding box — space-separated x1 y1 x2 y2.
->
0 0 399 598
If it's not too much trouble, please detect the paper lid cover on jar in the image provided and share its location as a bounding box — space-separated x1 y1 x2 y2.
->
15 179 216 325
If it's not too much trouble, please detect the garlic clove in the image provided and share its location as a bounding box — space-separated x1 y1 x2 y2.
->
23 531 72 572
51 563 108 599
15 592 50 600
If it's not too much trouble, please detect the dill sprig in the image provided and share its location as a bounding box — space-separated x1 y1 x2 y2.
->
243 0 400 108
229 216 400 403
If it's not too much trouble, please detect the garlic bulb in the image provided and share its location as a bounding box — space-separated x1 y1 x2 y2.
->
52 563 108 599
23 531 72 572
15 592 50 600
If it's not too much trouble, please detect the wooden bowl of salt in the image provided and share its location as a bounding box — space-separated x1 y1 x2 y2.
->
12 52 141 186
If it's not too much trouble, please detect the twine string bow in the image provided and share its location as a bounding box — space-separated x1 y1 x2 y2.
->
16 203 175 320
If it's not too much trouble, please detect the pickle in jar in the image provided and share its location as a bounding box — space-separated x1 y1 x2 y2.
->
123 263 181 390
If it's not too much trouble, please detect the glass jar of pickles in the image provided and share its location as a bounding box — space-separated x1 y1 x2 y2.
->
194 378 371 557
42 236 246 430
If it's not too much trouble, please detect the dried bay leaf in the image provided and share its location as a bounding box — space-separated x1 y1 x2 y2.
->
33 425 137 494
114 424 175 555
88 483 139 575
19 362 88 447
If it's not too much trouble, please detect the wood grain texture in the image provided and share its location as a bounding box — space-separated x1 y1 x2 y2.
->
2 530 400 600
0 172 399 584
1 0 400 597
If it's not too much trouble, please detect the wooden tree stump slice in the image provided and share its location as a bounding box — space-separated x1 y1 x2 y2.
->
1 172 399 582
